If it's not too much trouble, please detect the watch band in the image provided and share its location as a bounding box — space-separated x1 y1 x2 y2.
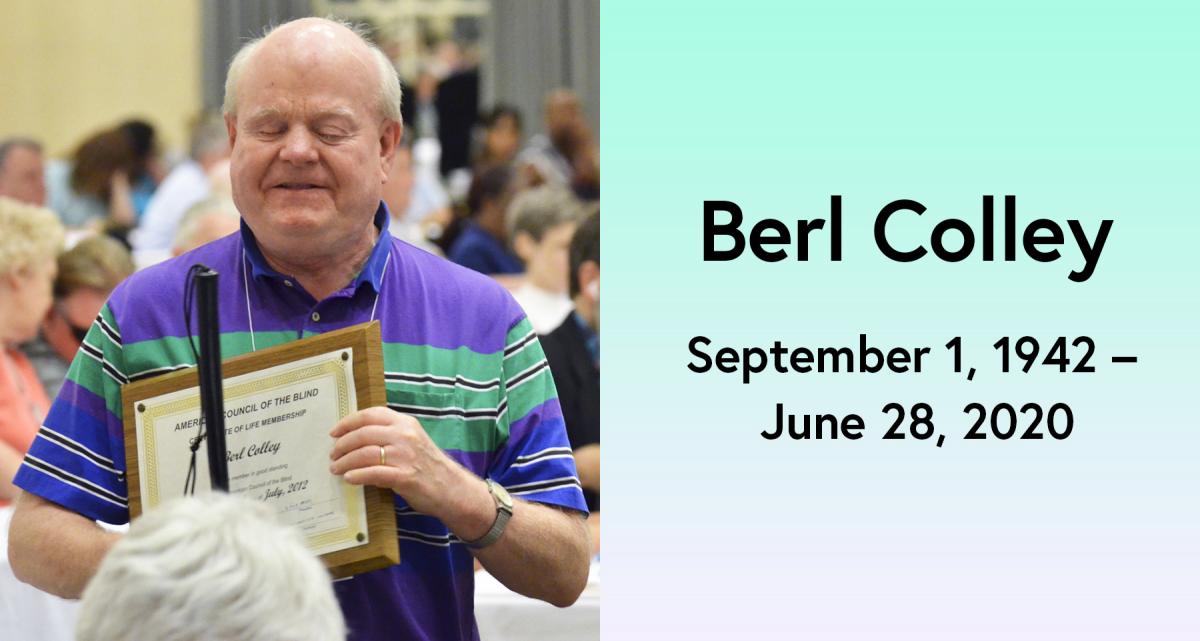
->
464 480 513 550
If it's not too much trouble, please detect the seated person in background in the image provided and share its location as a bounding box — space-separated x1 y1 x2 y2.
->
23 234 135 398
0 138 48 206
382 141 450 253
508 185 583 333
539 211 600 542
118 119 166 219
77 493 346 641
518 90 599 200
446 164 524 279
130 113 231 266
45 128 139 232
171 197 241 256
475 105 523 171
0 197 65 504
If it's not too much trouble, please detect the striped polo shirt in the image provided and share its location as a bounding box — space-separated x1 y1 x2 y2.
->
15 204 587 641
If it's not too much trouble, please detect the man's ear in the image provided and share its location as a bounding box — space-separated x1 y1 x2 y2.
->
578 261 600 298
379 120 403 183
513 232 535 262
224 115 238 148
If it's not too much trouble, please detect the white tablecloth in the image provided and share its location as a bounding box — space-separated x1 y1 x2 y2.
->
474 562 600 641
0 505 80 641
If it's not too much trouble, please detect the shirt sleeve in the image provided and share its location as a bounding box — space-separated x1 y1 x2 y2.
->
486 316 588 514
13 303 131 524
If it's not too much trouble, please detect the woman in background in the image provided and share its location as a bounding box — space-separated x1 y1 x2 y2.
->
0 197 64 503
45 128 138 236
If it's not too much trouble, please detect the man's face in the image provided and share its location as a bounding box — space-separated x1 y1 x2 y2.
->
485 115 521 163
0 146 47 206
546 94 583 144
226 33 399 260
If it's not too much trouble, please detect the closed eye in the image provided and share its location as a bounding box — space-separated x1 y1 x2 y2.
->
253 124 287 138
317 129 350 142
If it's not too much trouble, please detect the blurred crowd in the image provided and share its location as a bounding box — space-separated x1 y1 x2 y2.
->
0 53 601 547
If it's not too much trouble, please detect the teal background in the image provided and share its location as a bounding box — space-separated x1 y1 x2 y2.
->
603 2 1198 639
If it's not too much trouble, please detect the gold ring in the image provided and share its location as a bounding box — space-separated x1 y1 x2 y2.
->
379 445 387 466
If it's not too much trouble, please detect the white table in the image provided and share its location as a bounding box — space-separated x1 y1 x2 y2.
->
474 562 600 641
0 505 80 641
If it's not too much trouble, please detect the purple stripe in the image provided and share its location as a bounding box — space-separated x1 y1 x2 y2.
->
443 448 490 476
380 241 524 354
53 379 112 429
112 234 256 342
506 397 565 446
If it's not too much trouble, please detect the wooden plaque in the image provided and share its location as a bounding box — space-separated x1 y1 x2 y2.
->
121 321 398 579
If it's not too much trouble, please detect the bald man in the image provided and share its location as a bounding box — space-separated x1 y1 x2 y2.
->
8 18 589 640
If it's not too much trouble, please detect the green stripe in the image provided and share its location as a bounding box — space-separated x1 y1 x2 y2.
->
503 332 549 380
117 326 530 454
506 367 557 427
123 331 297 372
381 341 502 382
419 416 501 453
504 318 534 345
67 304 128 418
385 387 503 453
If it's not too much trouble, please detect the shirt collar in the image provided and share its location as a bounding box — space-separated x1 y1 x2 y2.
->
240 201 393 293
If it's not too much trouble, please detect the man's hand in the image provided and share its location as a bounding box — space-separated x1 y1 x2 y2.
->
329 406 493 540
328 406 590 606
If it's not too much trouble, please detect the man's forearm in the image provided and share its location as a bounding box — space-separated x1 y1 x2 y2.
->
472 498 590 607
8 492 120 598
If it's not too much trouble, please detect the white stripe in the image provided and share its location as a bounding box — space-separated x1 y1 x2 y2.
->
506 475 580 493
387 403 504 420
506 360 549 391
384 372 501 391
398 534 450 548
510 453 575 468
510 485 579 498
514 446 573 463
25 455 127 508
39 427 119 472
503 332 537 360
96 317 122 345
133 363 191 379
78 342 128 385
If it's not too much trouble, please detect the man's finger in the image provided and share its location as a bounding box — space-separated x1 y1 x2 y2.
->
329 423 394 461
330 405 397 437
342 465 401 489
330 444 394 476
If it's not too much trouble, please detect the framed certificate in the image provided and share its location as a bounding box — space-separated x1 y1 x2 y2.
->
121 321 399 579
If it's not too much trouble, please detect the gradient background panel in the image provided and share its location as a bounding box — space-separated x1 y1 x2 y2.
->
602 2 1199 639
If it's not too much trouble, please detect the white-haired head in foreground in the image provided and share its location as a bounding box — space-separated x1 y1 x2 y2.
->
222 16 402 122
76 493 345 641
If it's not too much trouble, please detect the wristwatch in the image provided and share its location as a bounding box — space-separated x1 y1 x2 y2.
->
464 479 514 549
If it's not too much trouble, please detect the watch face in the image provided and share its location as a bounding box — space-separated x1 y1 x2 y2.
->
493 483 514 510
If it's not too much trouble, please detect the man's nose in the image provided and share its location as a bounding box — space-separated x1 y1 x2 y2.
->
279 128 319 164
